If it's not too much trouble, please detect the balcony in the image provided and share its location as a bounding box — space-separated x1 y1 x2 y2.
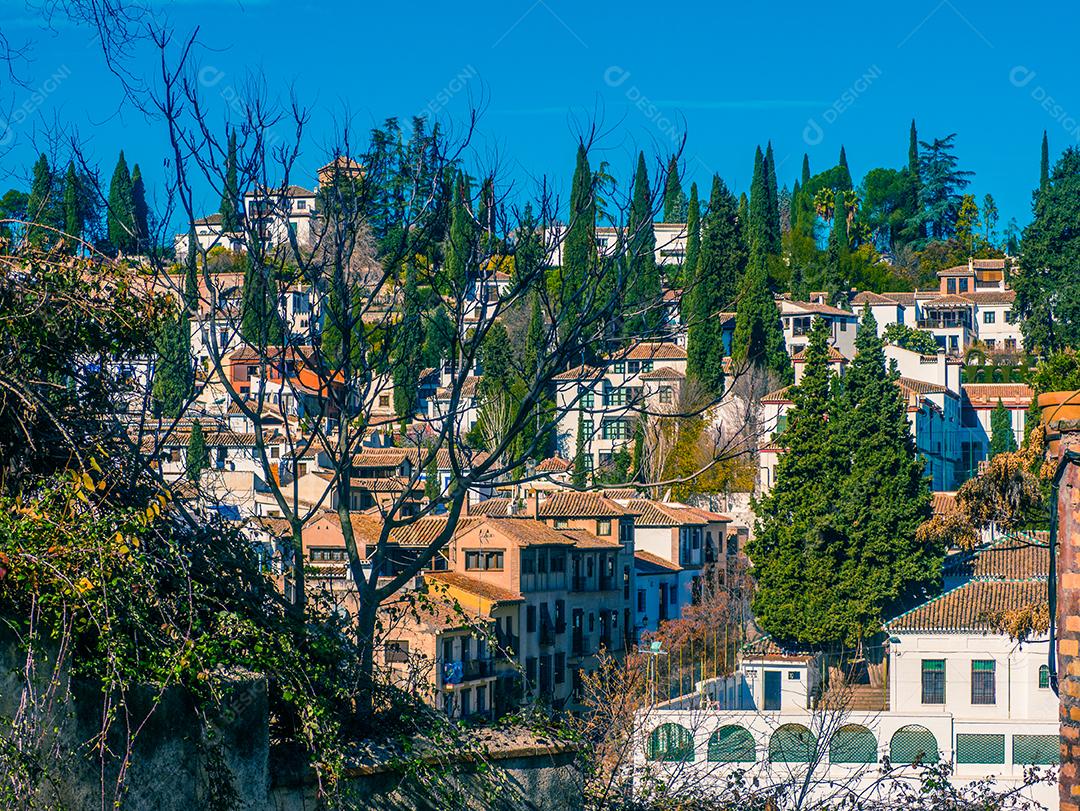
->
461 658 495 681
598 575 616 591
570 575 587 592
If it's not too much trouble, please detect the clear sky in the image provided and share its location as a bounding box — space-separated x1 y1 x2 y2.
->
2 0 1077 231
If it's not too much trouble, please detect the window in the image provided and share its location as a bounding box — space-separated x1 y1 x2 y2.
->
769 724 815 763
659 386 673 404
627 361 640 374
984 310 996 324
464 550 502 571
971 660 996 704
1004 310 1013 323
550 553 565 573
554 519 569 530
839 320 847 332
1005 338 1017 351
580 390 595 409
602 419 629 440
612 361 625 374
379 395 390 407
829 725 877 764
708 725 756 763
956 733 1005 764
1039 664 1050 689
647 723 694 762
947 278 956 294
596 519 611 536
484 551 504 570
890 725 939 765
1013 734 1058 765
921 660 945 704
959 278 969 293
475 684 486 713
985 339 996 349
637 589 646 612
459 688 470 717
521 553 535 575
554 652 566 683
526 606 537 633
641 361 653 372
581 419 593 438
384 640 410 663
296 199 307 210
525 657 537 688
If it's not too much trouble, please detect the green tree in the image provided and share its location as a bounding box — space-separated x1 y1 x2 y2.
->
572 412 589 488
421 306 454 370
623 152 662 337
837 145 852 189
424 457 440 503
186 419 209 483
901 119 924 245
662 155 687 222
562 143 596 339
26 153 61 247
801 153 811 186
882 322 939 355
393 263 425 419
918 134 972 240
747 146 770 257
444 170 475 293
749 316 842 644
763 141 781 254
687 176 744 394
989 399 1018 457
954 194 980 253
220 129 241 232
1014 147 1080 352
832 307 938 642
131 163 149 251
240 257 283 346
1040 131 1049 192
732 246 790 384
62 161 84 251
982 194 999 247
152 306 194 418
0 189 29 245
682 182 700 286
107 151 136 254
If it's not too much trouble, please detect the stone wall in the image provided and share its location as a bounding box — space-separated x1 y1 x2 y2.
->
1056 426 1080 810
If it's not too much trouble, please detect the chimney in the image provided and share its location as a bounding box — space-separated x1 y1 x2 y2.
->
1052 423 1080 810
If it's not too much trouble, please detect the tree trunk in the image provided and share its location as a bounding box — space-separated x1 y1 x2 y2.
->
290 523 305 618
354 583 378 720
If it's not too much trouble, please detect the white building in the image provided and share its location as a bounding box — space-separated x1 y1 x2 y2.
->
633 535 1056 808
778 299 859 359
544 222 688 268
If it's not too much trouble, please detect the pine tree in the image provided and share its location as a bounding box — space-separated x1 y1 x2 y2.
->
687 176 745 394
662 155 687 222
221 129 241 232
749 316 843 644
131 163 149 251
107 151 136 254
832 306 938 643
764 142 781 253
61 161 83 251
682 183 701 287
562 143 596 339
1040 131 1050 192
186 420 209 483
623 152 661 337
989 399 1018 457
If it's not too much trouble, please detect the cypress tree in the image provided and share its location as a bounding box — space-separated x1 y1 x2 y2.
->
184 229 199 309
764 141 781 254
186 420 209 483
749 316 843 644
393 262 425 419
107 151 136 254
221 129 241 232
62 161 83 250
902 119 924 245
832 306 938 643
425 457 440 503
837 145 852 190
662 155 687 222
240 257 283 347
747 146 770 256
421 306 454 370
572 412 588 488
153 309 194 418
737 192 748 234
444 170 475 293
682 182 700 287
801 154 811 186
989 399 1018 457
131 163 149 251
686 176 745 394
1040 131 1050 191
523 291 545 382
623 151 661 337
732 245 790 384
562 143 596 339
826 194 850 302
26 154 60 247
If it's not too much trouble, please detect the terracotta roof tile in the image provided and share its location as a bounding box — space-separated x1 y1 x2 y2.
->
932 491 958 517
852 291 903 306
390 516 482 546
965 290 1016 305
536 456 572 473
537 491 630 518
640 367 685 380
885 580 1047 633
897 377 948 395
786 300 857 318
962 383 1033 407
634 550 681 573
469 497 513 517
627 499 707 527
622 342 687 360
943 534 1049 581
552 364 604 382
792 345 846 363
761 385 793 403
426 571 524 603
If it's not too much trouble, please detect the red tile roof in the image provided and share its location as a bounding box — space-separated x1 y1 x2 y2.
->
427 571 524 604
622 342 687 360
627 499 707 527
469 497 513 517
851 291 902 306
634 550 681 573
964 290 1016 305
536 456 572 473
537 491 630 518
931 491 958 517
885 580 1047 633
943 534 1049 582
962 383 1033 408
640 367 685 380
552 364 604 382
792 345 846 363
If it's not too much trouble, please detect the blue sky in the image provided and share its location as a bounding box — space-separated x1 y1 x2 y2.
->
2 0 1078 231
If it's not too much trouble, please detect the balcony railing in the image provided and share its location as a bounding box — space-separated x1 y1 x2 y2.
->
598 575 616 591
570 575 587 592
461 658 495 681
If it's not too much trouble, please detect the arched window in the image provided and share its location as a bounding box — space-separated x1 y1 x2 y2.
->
647 723 694 762
890 725 939 765
830 724 877 764
1039 664 1050 689
769 724 815 763
707 725 756 763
